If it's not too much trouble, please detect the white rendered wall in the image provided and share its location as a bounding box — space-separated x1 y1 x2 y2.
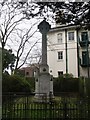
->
67 30 78 77
47 31 66 77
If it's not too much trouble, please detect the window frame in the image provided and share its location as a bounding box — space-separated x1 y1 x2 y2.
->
57 33 63 43
82 51 87 65
68 32 74 41
26 72 29 76
81 32 88 42
58 51 63 60
58 71 63 77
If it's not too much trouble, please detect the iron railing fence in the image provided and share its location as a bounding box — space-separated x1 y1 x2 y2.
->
2 92 90 120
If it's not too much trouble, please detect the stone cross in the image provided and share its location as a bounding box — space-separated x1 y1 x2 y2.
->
35 20 53 102
38 19 51 65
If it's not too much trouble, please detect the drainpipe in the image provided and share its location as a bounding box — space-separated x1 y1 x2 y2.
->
76 28 80 77
65 29 68 74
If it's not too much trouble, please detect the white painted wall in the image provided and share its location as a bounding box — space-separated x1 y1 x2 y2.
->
47 30 66 77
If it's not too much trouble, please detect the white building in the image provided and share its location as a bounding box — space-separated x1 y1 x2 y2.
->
47 24 90 78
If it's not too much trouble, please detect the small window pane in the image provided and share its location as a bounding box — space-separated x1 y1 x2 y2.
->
68 32 74 40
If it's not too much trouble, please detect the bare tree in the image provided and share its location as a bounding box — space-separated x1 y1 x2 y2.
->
7 19 41 73
0 1 42 73
13 25 41 73
0 0 41 49
26 43 42 65
0 1 25 49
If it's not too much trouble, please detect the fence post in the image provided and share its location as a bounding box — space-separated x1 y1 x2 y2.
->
49 92 52 119
25 93 29 119
63 98 68 119
88 97 90 119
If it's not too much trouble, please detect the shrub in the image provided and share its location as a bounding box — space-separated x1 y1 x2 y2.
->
25 77 35 92
2 74 31 94
53 77 79 93
79 77 90 97
63 73 73 78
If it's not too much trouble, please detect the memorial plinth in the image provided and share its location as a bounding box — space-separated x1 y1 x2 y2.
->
35 19 53 102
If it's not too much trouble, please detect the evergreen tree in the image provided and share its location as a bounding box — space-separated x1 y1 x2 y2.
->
2 49 16 72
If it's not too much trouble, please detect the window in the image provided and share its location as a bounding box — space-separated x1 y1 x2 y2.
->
82 51 88 65
58 51 63 60
58 71 63 77
26 72 29 75
68 32 74 40
57 33 62 43
81 32 88 42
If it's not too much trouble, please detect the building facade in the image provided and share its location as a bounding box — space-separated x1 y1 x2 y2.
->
47 24 90 78
19 64 39 78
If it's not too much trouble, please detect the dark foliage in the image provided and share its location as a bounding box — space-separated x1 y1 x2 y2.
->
2 74 31 94
53 77 79 93
37 2 90 25
2 49 16 72
1 2 90 25
25 77 35 92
